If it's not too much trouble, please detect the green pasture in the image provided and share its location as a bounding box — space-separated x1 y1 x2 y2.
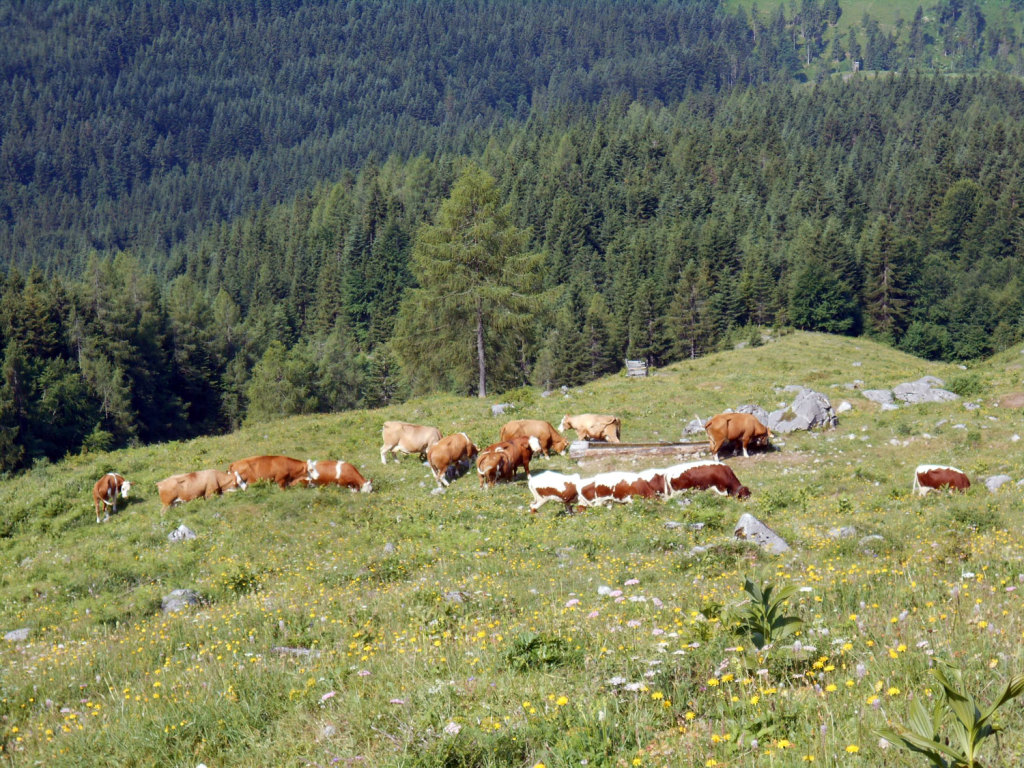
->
3 331 1024 766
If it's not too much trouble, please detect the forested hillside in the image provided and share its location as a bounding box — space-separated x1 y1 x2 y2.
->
3 0 1024 471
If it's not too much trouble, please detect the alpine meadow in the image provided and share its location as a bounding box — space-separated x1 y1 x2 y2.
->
7 1 1024 766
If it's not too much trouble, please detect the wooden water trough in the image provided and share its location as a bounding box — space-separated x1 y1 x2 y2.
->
569 439 708 461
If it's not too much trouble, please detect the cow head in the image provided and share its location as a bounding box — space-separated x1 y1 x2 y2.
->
306 459 320 483
360 479 373 493
233 471 248 491
120 480 132 498
735 485 751 499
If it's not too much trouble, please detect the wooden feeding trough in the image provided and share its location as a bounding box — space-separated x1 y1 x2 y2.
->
569 439 708 461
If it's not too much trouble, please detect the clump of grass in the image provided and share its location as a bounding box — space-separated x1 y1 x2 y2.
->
504 632 581 672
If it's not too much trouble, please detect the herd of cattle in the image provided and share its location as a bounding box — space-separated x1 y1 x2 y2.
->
90 411 973 522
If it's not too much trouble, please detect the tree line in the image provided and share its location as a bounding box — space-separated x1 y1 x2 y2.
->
4 71 1024 472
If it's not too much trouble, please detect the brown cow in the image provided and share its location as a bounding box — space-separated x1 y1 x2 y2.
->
228 455 319 489
476 450 512 488
560 414 621 443
577 471 659 510
427 433 478 488
528 471 582 513
92 472 131 523
157 469 246 509
499 419 569 457
380 421 443 464
913 465 970 496
479 435 542 482
310 461 372 493
662 460 750 499
704 413 773 459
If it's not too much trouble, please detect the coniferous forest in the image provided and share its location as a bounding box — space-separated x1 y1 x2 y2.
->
3 0 1024 470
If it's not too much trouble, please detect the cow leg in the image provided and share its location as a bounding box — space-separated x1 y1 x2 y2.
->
380 447 389 465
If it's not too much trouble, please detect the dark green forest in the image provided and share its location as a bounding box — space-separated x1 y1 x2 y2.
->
3 0 1024 471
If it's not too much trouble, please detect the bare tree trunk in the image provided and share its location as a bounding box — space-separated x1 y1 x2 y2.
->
476 298 486 398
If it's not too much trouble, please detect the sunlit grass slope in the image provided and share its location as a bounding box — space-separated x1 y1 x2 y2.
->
3 331 1024 766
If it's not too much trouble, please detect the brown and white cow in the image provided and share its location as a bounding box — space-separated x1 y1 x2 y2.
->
477 450 512 488
92 472 131 523
913 464 970 497
157 469 246 509
704 413 773 459
499 419 569 457
662 460 751 499
577 471 660 510
560 414 622 443
427 433 478 488
528 471 582 514
479 435 542 482
380 421 443 465
228 455 319 489
310 461 372 493
637 467 670 498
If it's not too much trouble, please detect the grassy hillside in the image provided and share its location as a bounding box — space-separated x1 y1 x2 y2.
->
3 331 1024 766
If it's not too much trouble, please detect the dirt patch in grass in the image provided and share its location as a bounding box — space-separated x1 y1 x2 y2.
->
998 392 1024 408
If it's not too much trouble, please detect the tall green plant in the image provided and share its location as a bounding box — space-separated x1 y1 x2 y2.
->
876 662 1024 768
731 577 803 650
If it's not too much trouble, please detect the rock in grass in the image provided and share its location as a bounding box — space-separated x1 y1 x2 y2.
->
829 526 857 540
162 589 203 614
168 524 196 543
733 513 790 554
4 628 30 642
862 389 895 406
893 377 958 404
985 475 1012 493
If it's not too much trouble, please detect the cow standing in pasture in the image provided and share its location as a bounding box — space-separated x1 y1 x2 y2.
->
157 469 245 509
913 465 970 496
310 461 372 492
380 421 443 464
499 419 568 457
703 413 773 460
427 433 478 488
228 455 319 489
477 449 513 488
559 414 622 443
93 472 132 523
477 435 541 486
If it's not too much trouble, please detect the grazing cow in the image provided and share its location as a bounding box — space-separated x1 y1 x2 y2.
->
913 465 970 497
380 421 443 465
92 472 131 523
228 455 319 489
528 471 582 514
499 419 569 457
310 461 372 493
560 414 622 443
577 471 660 510
637 467 670 498
477 450 512 488
479 435 542 481
427 433 478 488
662 460 751 498
157 469 246 509
704 413 773 460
